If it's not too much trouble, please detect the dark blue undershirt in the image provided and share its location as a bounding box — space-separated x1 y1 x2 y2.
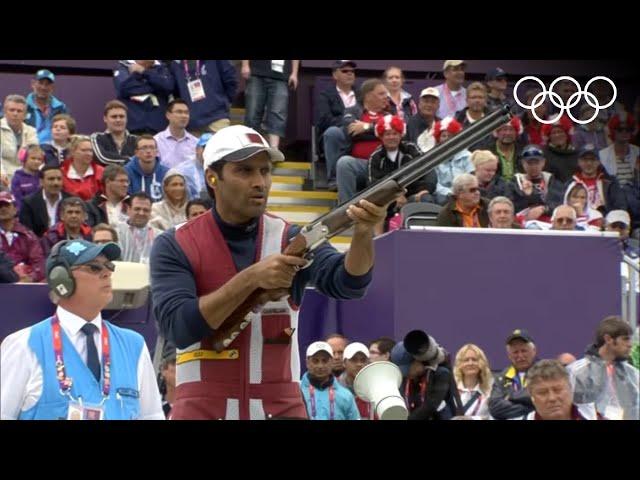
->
150 208 372 349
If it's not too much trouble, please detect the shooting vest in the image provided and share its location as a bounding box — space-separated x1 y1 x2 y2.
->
172 212 306 420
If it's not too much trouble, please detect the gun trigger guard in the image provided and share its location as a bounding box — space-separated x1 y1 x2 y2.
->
300 252 315 270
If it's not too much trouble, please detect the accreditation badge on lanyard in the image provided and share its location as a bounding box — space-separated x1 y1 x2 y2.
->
51 315 111 420
67 400 105 420
185 60 206 102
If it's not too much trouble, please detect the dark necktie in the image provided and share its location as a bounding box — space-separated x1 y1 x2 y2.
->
81 323 101 382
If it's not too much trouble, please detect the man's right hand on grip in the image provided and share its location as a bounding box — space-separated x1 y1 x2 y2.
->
249 254 308 290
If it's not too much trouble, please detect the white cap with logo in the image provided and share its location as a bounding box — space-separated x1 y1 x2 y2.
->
306 341 334 358
202 125 284 170
343 342 370 361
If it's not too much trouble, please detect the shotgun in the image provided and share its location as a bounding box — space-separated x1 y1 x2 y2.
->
212 104 513 351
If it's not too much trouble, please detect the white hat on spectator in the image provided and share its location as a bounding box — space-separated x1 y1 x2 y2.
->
306 341 333 358
420 87 440 99
203 125 284 169
443 60 465 70
343 342 370 361
606 210 631 226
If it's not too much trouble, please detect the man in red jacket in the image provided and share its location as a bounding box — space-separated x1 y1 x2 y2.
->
0 191 45 282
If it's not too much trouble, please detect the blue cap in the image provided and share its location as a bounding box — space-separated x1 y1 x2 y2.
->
520 144 545 161
578 143 600 160
35 69 55 83
332 60 357 70
197 132 213 148
486 67 507 81
46 240 121 276
390 342 413 377
506 329 534 345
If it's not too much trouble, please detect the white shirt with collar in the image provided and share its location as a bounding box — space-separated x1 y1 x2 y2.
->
337 86 356 109
0 305 164 420
67 163 94 180
457 381 492 419
42 190 62 228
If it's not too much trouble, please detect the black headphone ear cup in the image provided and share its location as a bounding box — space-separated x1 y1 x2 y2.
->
48 265 75 298
47 240 75 298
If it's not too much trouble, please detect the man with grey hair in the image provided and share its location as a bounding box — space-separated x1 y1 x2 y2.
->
520 359 601 420
550 204 579 231
488 196 517 228
436 173 489 227
1 95 39 178
489 329 537 419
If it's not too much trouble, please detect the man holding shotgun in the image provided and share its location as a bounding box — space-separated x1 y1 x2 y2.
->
149 125 388 420
150 106 511 420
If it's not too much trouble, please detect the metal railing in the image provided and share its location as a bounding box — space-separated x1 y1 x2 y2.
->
621 255 639 334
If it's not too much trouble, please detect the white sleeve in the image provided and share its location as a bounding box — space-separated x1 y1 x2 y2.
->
1 328 41 420
136 343 165 420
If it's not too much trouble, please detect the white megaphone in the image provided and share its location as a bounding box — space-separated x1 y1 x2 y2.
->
354 361 408 420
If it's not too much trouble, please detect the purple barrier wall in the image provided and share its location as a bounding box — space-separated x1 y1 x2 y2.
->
298 229 623 369
0 230 625 374
0 284 158 352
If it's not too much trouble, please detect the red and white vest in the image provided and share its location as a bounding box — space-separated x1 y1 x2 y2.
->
172 212 307 420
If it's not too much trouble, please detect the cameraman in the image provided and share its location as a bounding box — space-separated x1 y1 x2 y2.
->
391 330 457 420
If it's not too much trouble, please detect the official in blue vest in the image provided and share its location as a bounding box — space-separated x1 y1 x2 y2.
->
0 239 163 420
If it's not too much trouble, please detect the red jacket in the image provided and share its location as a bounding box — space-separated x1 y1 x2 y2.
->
40 222 93 256
61 159 104 201
0 221 45 282
172 212 306 420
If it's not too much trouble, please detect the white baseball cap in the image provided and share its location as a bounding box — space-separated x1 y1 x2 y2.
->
606 210 630 226
202 125 284 170
443 60 465 70
343 342 370 361
420 87 440 99
306 341 333 358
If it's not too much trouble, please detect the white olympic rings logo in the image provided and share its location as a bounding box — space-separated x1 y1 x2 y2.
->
513 76 617 125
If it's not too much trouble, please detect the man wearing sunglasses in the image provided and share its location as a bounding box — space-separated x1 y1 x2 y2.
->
436 173 489 228
0 239 163 420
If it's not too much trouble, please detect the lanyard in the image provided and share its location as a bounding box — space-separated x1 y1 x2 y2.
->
511 372 526 391
51 315 111 397
183 60 201 82
130 225 154 255
404 376 427 410
459 389 483 416
308 385 335 420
